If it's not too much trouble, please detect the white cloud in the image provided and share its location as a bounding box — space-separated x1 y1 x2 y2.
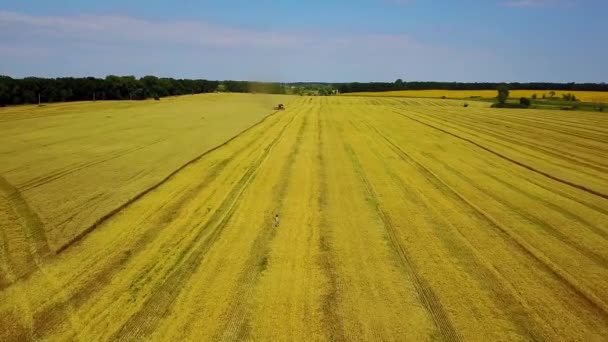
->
0 10 498 82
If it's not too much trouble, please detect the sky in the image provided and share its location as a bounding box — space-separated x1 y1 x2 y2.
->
0 0 606 82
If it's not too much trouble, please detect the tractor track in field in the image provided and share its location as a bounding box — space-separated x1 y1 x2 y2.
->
341 136 462 342
521 174 608 217
353 118 551 340
0 175 50 289
0 212 17 288
112 108 300 341
409 109 608 172
31 147 247 338
29 109 292 340
423 153 608 267
398 105 608 178
56 109 285 255
365 123 608 319
476 164 608 242
390 99 608 137
430 107 608 152
433 105 608 142
390 102 608 159
391 110 608 200
411 108 608 173
315 107 346 342
479 111 608 137
18 138 168 192
218 114 308 341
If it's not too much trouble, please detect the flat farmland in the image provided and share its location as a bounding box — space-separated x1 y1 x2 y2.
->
0 93 290 267
344 89 608 103
1 95 607 340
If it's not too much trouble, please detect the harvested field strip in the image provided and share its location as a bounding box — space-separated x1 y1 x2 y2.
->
403 106 608 168
343 139 461 342
400 109 608 197
387 101 608 165
391 110 608 199
350 118 552 340
355 114 608 334
1 95 607 340
0 93 294 252
56 106 288 255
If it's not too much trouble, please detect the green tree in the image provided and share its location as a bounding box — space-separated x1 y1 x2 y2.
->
395 78 404 89
497 85 509 104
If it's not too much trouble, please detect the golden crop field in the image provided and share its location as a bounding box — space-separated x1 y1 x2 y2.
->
0 93 290 259
344 89 608 103
1 95 608 340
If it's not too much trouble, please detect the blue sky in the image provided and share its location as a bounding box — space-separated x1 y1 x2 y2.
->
0 0 606 82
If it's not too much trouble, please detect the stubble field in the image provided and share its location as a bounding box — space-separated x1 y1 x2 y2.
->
344 89 608 103
1 94 607 341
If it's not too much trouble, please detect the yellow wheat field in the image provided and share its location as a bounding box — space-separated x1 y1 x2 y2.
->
0 93 291 255
1 95 607 340
344 89 608 102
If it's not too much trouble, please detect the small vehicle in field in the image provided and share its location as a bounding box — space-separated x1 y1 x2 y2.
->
274 104 285 110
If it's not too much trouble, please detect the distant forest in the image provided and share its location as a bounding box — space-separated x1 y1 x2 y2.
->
0 75 606 106
0 76 285 106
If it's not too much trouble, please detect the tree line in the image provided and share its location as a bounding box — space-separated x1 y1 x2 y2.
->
0 75 287 106
2 75 607 106
336 80 608 94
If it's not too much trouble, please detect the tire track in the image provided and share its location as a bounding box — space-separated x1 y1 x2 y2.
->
390 102 608 159
392 99 608 140
341 138 462 342
366 124 608 318
111 108 300 341
0 175 50 282
422 153 608 267
29 141 260 338
522 175 608 217
0 211 16 288
57 109 286 254
397 104 608 174
316 106 346 342
29 116 288 339
19 139 166 192
477 165 608 242
218 114 308 341
362 146 548 339
413 109 608 172
391 110 608 200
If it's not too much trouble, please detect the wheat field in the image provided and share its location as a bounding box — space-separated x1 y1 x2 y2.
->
344 89 608 103
1 95 607 340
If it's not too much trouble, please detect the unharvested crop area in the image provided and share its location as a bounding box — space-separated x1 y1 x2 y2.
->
1 95 607 340
345 89 608 103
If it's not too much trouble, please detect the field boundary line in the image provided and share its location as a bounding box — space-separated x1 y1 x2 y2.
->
316 106 346 341
368 123 608 317
342 136 462 342
0 176 51 267
418 151 608 266
354 117 556 339
111 106 301 340
56 108 286 254
218 113 308 341
392 110 608 200
27 124 282 338
401 106 608 173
